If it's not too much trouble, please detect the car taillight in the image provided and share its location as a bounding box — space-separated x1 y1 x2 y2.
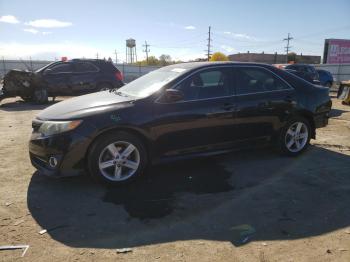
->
115 71 123 81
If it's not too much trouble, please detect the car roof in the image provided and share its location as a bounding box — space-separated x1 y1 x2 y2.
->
162 61 276 71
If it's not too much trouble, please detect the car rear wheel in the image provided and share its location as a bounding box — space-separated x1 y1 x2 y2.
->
279 117 311 156
87 132 148 185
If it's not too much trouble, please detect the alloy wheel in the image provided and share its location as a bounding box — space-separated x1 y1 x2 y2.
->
285 122 309 153
98 141 140 181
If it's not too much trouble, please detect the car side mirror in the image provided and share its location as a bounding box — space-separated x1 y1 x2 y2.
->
161 89 184 103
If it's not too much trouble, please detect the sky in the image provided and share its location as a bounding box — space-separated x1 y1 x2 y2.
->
0 0 350 62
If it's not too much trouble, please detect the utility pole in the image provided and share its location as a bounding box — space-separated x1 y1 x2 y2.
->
283 33 293 63
96 52 99 59
143 41 150 64
114 49 118 64
206 26 212 61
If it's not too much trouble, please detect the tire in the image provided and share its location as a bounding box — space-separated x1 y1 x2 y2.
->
97 83 112 92
33 88 48 104
278 116 311 156
87 131 148 185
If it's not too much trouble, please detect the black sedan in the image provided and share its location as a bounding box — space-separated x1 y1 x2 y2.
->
29 62 332 184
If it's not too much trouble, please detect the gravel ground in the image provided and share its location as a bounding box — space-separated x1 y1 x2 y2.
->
0 94 350 262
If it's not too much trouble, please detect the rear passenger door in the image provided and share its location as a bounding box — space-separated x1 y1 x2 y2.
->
232 66 296 141
71 62 99 94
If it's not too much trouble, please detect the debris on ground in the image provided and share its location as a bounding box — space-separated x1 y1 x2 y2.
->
13 219 25 226
261 242 268 246
326 249 332 254
116 248 133 254
39 229 47 235
0 245 29 257
345 229 350 234
5 202 12 206
338 248 348 252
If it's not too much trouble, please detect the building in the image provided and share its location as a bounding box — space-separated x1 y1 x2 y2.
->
228 52 321 64
323 39 350 64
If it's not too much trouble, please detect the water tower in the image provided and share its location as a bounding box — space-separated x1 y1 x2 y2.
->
126 38 137 64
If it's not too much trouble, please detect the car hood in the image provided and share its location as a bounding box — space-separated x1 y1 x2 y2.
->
37 91 135 120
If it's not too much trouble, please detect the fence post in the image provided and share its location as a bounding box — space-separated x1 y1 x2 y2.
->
2 56 6 77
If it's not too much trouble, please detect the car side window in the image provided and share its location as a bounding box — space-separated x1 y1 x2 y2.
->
47 63 72 74
235 67 291 95
74 62 99 73
176 69 230 100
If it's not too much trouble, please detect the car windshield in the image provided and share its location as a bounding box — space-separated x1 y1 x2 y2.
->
117 67 186 98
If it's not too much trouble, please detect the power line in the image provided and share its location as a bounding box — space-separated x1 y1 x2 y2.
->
283 33 293 62
142 41 150 64
206 26 212 61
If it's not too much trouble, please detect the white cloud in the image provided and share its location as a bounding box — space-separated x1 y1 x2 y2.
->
222 31 257 41
184 25 196 30
23 28 39 34
42 31 52 35
0 15 20 24
220 45 236 53
25 19 72 28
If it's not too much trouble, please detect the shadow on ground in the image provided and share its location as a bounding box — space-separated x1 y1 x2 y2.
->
27 146 350 248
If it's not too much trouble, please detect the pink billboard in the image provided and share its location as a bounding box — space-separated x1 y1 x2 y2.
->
326 39 350 64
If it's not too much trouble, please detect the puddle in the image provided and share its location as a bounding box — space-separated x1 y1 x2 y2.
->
103 158 234 219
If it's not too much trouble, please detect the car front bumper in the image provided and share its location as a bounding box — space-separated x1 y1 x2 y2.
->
29 130 93 177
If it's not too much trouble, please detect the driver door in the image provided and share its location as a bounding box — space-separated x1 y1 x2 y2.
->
152 67 236 157
43 63 73 95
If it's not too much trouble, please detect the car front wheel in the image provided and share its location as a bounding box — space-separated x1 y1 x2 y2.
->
87 132 148 185
279 117 311 156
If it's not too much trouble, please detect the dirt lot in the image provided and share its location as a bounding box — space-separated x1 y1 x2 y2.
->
0 94 350 262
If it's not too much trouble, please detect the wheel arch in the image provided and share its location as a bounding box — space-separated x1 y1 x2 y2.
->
291 110 316 139
84 126 153 167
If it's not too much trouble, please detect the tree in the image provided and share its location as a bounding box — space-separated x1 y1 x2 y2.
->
287 52 297 63
159 54 172 66
210 52 229 62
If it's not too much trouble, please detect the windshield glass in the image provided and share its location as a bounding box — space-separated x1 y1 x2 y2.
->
118 68 186 98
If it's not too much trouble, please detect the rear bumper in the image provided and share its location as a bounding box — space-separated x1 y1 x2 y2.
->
314 112 329 128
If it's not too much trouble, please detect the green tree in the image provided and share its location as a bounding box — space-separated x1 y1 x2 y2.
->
159 54 172 66
287 52 297 63
210 52 229 61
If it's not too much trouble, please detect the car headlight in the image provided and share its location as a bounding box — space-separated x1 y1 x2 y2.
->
38 120 82 136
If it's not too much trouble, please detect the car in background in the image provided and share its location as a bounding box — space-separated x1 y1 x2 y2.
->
29 62 332 185
284 64 320 84
0 59 124 104
317 69 333 88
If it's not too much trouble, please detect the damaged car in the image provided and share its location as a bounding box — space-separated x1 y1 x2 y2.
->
0 59 124 104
